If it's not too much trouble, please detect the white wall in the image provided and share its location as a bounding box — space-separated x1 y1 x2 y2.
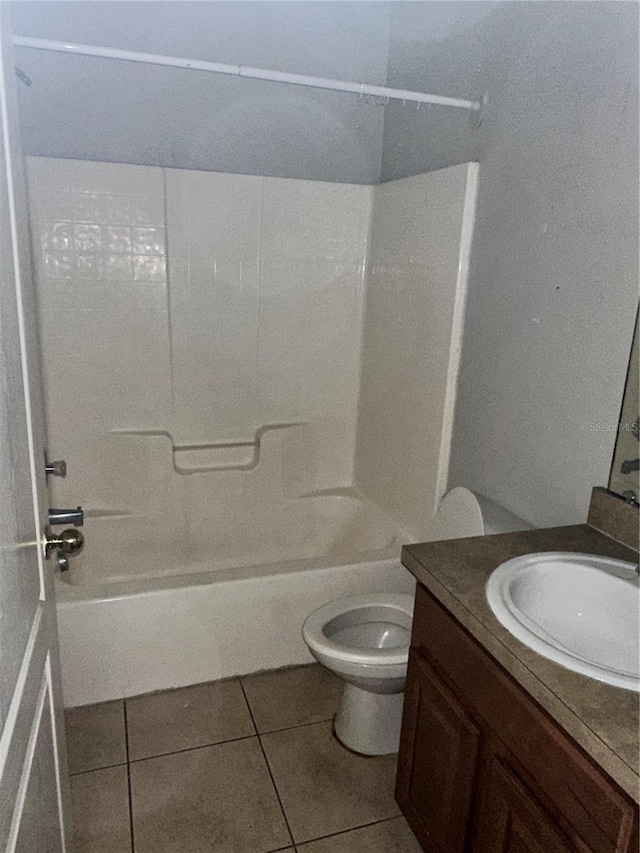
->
382 2 639 527
13 2 391 184
355 163 478 539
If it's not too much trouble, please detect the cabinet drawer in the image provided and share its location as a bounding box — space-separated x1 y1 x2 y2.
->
411 585 637 853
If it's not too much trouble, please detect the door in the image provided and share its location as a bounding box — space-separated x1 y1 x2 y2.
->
396 650 481 853
0 7 71 851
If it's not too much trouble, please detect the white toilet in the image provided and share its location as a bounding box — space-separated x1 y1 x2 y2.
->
302 487 530 755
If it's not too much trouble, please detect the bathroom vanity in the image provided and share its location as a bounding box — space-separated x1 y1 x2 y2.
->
396 489 639 853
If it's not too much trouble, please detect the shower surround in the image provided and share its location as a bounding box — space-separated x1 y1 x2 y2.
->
27 157 477 703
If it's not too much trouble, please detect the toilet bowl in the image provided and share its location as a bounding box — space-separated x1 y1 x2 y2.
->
302 487 531 755
302 593 415 755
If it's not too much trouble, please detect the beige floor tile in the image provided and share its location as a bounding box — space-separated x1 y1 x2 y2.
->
70 765 132 853
261 721 399 844
130 737 291 853
297 816 421 852
65 701 127 773
126 678 255 760
242 664 343 733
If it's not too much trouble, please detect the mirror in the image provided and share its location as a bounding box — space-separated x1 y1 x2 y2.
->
608 310 639 504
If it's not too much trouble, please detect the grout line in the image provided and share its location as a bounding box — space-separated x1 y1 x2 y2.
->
122 702 136 853
296 814 404 846
122 700 130 763
255 716 336 737
240 679 296 850
127 732 258 764
256 730 296 848
69 760 128 776
104 713 332 768
239 680 259 738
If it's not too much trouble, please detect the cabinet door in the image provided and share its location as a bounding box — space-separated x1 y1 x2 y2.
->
396 650 481 853
473 751 582 853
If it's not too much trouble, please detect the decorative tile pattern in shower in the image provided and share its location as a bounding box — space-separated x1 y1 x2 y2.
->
26 157 172 506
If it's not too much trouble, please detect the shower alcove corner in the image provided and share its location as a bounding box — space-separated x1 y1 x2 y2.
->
26 155 479 704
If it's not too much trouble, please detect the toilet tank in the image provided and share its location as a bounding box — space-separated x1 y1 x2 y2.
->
426 487 531 542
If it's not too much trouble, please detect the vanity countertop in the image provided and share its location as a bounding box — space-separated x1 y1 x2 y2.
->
401 523 640 802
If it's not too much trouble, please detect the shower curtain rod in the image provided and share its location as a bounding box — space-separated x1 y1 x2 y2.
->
14 36 482 112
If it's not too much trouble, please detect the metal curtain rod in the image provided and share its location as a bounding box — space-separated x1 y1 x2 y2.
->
14 36 482 112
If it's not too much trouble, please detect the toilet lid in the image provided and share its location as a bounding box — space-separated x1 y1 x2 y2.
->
426 487 484 542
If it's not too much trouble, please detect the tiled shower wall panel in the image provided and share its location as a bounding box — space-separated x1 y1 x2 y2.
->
26 157 371 583
26 156 171 520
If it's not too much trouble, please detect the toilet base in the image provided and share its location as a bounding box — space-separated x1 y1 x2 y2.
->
334 683 405 755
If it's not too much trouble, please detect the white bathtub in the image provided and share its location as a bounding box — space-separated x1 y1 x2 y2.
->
55 494 415 706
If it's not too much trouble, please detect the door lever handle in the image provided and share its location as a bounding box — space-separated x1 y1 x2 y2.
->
48 507 84 527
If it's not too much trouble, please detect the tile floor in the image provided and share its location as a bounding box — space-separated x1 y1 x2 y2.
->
66 663 422 853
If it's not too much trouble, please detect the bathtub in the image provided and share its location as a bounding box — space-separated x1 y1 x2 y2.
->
55 493 416 706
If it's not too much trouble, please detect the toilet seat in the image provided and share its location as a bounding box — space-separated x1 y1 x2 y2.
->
302 593 414 668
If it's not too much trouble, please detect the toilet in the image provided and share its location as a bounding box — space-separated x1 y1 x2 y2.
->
302 487 530 755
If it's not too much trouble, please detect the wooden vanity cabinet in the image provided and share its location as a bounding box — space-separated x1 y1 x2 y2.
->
396 585 639 853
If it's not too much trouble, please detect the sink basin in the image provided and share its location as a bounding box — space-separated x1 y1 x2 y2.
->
486 552 640 691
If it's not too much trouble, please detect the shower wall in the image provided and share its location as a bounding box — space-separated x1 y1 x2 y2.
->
165 168 370 475
27 156 476 586
27 158 172 482
356 164 478 539
27 157 371 583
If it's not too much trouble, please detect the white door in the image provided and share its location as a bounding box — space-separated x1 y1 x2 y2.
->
0 7 71 851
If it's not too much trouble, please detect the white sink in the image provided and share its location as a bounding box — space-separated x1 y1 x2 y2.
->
486 552 640 692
